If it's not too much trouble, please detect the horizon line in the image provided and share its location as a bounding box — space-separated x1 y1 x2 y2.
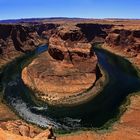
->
0 17 140 21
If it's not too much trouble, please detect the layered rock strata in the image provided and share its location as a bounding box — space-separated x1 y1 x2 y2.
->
0 23 59 66
22 25 103 105
104 25 140 70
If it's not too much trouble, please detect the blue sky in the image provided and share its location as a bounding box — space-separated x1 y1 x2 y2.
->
0 0 140 20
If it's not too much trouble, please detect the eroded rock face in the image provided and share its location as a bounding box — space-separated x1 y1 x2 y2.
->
22 25 99 104
0 23 58 66
104 26 140 68
0 120 42 138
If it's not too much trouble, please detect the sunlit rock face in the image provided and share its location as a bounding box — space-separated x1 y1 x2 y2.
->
104 26 140 68
22 25 99 104
0 120 42 138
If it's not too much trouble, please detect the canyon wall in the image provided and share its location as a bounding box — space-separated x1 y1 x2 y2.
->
104 26 140 69
0 22 140 67
0 23 59 66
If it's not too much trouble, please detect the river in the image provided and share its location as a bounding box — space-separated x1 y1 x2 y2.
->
1 45 140 132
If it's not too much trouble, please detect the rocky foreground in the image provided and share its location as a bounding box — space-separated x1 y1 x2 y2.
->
0 19 140 139
0 94 140 140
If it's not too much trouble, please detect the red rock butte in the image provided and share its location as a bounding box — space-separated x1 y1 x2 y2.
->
22 25 101 105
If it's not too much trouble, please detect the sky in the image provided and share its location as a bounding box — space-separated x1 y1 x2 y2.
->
0 0 140 20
